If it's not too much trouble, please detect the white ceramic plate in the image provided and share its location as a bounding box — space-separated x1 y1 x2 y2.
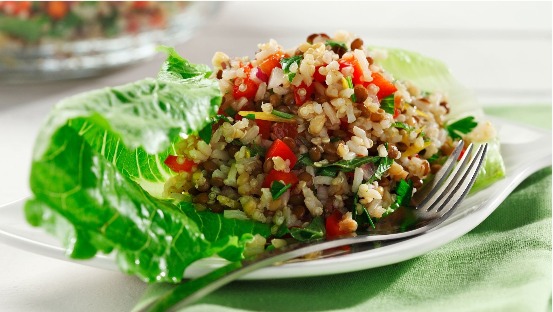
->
0 117 550 280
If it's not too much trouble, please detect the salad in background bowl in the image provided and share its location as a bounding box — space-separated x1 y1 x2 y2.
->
0 1 219 82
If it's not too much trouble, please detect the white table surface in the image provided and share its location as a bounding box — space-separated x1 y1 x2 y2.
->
0 2 551 311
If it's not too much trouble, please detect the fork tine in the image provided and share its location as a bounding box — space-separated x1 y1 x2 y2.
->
432 143 488 218
417 143 475 212
412 140 465 206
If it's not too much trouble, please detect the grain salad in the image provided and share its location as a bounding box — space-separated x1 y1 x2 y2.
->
162 31 486 240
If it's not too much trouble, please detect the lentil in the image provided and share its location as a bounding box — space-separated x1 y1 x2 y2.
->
282 136 297 151
387 145 400 159
309 146 322 161
298 171 313 187
289 194 305 206
203 160 218 173
269 94 281 107
396 142 408 152
210 203 224 213
350 38 363 50
354 85 369 103
194 192 209 204
210 177 225 187
283 93 295 106
431 163 442 174
263 158 274 173
197 181 211 192
410 176 424 189
227 144 240 157
370 110 385 122
292 205 306 219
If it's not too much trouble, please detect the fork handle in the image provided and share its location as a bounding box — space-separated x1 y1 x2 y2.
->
139 228 429 312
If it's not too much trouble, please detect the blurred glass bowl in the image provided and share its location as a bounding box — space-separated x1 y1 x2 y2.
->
0 1 219 82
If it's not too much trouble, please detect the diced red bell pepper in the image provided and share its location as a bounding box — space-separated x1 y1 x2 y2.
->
262 169 299 188
164 155 196 173
338 55 397 99
313 65 327 84
394 108 401 119
258 52 285 75
371 72 397 99
255 119 272 140
266 139 298 168
325 210 350 238
339 56 366 86
233 78 258 100
392 95 402 118
293 82 314 106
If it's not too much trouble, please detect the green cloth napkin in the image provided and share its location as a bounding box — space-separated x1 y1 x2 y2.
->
138 105 552 312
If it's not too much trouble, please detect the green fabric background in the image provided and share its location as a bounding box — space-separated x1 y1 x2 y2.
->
141 105 552 312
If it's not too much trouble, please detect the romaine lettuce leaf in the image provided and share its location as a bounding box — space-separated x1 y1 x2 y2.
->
25 49 271 283
471 138 506 192
27 125 208 281
157 46 212 81
25 125 270 282
373 47 480 119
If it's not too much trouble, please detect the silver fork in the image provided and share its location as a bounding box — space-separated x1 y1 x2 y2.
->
139 141 488 312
